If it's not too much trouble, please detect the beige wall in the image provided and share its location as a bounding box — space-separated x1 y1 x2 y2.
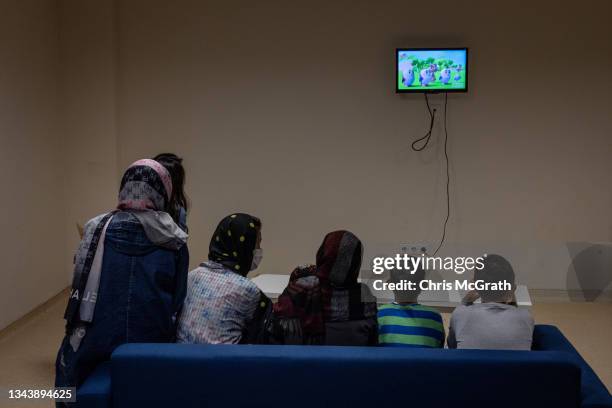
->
59 0 119 274
1 0 611 328
0 0 64 329
114 0 612 289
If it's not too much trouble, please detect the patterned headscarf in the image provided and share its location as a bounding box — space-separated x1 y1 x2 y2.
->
315 230 362 288
315 230 376 321
274 230 377 344
64 159 178 334
208 213 261 276
118 159 172 211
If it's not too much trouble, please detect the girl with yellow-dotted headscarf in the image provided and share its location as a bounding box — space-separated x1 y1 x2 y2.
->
177 213 270 345
208 213 262 276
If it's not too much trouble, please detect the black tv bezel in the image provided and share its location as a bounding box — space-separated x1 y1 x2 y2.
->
395 47 469 94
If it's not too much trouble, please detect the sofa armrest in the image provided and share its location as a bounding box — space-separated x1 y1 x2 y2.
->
76 361 111 408
533 325 612 408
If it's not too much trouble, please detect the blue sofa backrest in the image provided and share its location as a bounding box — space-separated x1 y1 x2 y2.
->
111 344 581 408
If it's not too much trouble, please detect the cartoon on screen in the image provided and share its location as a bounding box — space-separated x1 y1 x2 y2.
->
397 49 467 91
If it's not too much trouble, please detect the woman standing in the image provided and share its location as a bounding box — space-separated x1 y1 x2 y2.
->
274 230 378 346
55 159 189 392
152 153 189 231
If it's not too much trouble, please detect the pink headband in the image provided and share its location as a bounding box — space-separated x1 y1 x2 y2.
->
129 159 173 200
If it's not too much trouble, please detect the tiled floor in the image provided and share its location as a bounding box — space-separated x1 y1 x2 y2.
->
0 291 610 407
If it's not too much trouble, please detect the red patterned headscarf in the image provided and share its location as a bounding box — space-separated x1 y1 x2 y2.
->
274 230 376 344
315 230 370 321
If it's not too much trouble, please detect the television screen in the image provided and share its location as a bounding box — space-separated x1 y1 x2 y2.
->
396 48 468 93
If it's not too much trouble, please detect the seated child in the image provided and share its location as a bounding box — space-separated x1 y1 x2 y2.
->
447 254 534 350
377 264 445 348
176 213 270 345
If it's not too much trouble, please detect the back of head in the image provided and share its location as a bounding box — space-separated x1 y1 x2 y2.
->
152 153 187 222
474 254 516 303
389 259 426 303
208 213 261 277
118 159 172 212
315 230 362 288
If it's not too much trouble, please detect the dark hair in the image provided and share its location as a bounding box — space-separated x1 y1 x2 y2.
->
389 257 426 302
251 216 262 229
153 153 188 222
474 254 515 302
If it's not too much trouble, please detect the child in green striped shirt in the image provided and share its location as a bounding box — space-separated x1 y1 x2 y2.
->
377 266 445 348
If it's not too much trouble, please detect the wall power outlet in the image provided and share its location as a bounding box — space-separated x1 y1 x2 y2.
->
399 243 429 256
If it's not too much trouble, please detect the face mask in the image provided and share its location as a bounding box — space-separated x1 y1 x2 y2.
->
251 248 263 271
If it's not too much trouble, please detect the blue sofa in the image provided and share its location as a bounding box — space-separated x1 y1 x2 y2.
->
77 325 611 408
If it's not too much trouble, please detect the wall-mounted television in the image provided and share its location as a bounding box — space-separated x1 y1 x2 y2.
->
396 48 468 93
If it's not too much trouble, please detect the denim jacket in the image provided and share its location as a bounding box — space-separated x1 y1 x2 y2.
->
56 211 189 388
